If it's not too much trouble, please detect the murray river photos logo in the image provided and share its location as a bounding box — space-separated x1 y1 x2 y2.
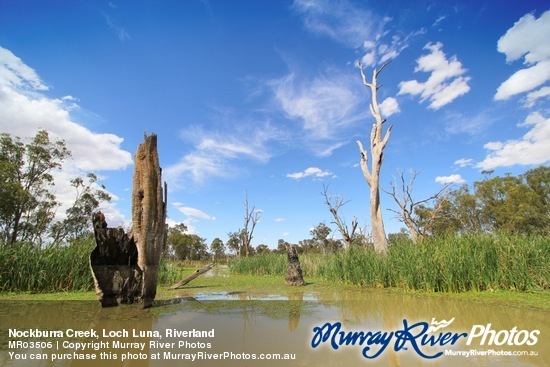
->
311 318 540 359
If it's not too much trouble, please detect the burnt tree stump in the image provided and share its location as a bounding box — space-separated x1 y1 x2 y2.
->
90 133 166 308
90 212 141 307
285 244 305 286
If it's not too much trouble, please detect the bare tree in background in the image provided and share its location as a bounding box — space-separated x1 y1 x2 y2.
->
322 184 358 251
384 169 449 242
242 192 260 257
356 61 392 253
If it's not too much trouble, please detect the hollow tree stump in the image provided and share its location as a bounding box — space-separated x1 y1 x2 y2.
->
285 244 305 286
90 133 166 308
90 212 141 307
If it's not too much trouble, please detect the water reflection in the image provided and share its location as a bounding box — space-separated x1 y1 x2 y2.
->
0 287 547 367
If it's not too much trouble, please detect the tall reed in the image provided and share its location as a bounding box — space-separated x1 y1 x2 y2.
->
231 234 549 292
0 239 96 292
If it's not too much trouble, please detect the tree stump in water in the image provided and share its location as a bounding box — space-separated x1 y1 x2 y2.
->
285 245 305 286
90 133 166 308
90 212 141 307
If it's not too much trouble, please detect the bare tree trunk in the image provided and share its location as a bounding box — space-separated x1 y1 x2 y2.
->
356 61 392 253
242 192 260 257
132 133 167 308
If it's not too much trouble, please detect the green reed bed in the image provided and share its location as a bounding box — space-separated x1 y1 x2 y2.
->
231 234 549 292
0 239 96 292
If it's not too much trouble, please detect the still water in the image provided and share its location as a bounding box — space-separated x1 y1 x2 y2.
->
0 281 547 366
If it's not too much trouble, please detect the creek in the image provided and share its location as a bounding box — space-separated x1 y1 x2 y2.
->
0 269 547 366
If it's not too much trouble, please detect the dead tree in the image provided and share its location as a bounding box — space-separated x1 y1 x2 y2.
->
383 169 449 242
285 245 304 286
356 61 392 253
132 133 167 308
90 133 166 308
322 184 358 250
242 192 260 257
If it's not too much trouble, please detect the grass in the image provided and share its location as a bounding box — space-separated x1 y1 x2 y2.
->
231 233 549 292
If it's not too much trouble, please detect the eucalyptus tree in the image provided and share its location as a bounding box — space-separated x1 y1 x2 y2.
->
356 62 392 253
0 130 69 246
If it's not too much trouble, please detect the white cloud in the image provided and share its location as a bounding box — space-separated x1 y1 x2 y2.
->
173 202 216 221
274 217 285 222
286 167 332 180
379 97 400 117
454 158 473 168
477 111 550 170
495 11 550 101
435 174 465 184
0 45 133 225
398 42 471 110
0 46 133 172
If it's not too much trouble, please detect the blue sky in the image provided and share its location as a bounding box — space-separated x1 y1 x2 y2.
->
1 0 548 248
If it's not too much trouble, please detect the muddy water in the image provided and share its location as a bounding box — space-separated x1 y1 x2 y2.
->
0 284 547 366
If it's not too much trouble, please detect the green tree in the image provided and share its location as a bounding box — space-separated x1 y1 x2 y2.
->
309 222 341 253
255 244 270 254
50 173 111 244
210 237 226 262
166 224 208 260
427 167 549 236
227 230 242 256
0 130 70 246
475 169 548 234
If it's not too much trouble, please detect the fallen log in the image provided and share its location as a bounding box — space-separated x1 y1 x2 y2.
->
170 264 214 289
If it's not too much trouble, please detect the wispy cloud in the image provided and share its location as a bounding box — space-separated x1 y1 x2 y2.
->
286 167 333 180
292 0 383 48
495 10 550 102
454 158 473 168
398 42 471 110
443 109 497 135
292 0 415 67
271 69 367 156
164 121 281 189
522 86 550 108
477 111 550 170
104 14 130 41
435 174 465 184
